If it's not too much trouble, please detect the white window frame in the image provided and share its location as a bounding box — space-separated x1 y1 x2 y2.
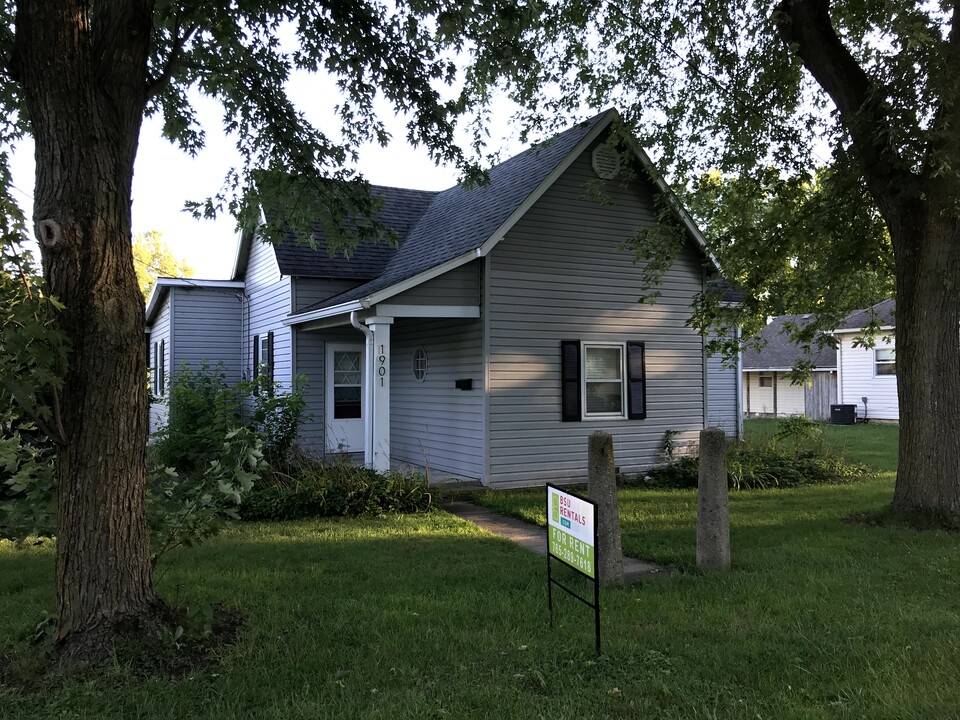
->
412 347 428 381
874 347 896 377
580 342 627 420
758 374 773 388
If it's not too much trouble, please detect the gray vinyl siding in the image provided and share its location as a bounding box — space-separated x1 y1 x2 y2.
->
387 261 480 306
147 293 172 433
171 287 243 383
486 138 707 487
390 317 484 478
293 326 360 456
293 277 363 312
246 237 292 387
707 344 739 437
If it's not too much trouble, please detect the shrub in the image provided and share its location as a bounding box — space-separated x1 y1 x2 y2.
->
240 462 433 521
645 433 872 490
249 374 309 470
147 427 264 565
150 362 246 474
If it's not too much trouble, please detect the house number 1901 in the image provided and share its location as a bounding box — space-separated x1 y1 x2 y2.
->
378 345 387 387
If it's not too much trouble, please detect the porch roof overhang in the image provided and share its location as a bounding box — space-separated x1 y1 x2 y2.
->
282 248 482 329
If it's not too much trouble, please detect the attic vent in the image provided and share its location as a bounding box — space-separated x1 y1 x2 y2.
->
592 144 621 179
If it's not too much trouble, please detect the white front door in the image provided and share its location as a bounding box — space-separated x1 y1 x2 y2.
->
325 343 365 453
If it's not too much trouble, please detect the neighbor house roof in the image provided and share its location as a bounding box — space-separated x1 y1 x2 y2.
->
835 298 896 333
742 314 837 371
145 278 245 327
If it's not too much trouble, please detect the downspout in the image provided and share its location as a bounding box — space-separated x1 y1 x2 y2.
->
351 311 374 468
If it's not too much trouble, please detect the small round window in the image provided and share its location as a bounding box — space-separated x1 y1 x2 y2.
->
413 348 428 381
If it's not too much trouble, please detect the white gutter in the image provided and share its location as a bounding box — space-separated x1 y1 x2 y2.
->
284 299 365 327
350 311 374 469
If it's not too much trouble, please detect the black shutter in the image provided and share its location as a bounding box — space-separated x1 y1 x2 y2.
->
252 334 260 383
267 330 275 395
152 342 158 396
627 341 646 420
159 339 165 395
560 340 581 422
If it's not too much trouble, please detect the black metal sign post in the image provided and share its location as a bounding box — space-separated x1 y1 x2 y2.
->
546 483 601 656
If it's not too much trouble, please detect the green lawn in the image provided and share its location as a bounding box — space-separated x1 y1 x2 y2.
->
2 420 960 719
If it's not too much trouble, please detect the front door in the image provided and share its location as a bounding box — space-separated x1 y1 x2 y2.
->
326 343 365 453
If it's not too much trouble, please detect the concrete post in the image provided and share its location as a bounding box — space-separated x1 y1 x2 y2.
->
697 427 731 571
588 431 624 587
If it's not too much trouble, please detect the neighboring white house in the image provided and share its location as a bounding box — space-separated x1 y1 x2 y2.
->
145 109 741 487
741 314 838 420
834 298 897 422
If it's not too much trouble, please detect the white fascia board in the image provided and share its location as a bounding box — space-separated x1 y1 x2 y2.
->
478 110 616 257
831 326 896 335
375 304 480 318
284 299 364 327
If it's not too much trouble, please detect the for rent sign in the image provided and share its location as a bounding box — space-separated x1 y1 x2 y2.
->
547 485 596 579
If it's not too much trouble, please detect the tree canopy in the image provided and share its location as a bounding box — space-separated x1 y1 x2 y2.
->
132 230 193 299
455 0 960 521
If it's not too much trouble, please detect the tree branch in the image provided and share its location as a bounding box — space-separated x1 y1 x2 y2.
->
146 22 198 100
773 0 920 217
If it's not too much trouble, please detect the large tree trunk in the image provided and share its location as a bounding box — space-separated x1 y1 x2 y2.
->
890 201 960 521
13 1 160 664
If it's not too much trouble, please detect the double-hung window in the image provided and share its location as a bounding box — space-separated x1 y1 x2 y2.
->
874 347 896 376
583 343 626 417
561 340 646 421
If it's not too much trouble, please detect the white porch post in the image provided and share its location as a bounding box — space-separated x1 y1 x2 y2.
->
366 316 393 472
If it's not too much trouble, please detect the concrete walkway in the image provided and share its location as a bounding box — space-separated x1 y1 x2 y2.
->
445 500 673 584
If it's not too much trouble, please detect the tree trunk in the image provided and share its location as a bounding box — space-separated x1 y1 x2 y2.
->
889 201 960 522
13 1 160 664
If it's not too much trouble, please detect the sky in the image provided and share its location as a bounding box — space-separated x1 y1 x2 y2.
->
8 72 529 280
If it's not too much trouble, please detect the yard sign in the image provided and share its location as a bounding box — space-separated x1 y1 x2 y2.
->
546 483 601 655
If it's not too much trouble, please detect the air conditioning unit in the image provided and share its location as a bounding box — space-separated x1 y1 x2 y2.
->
830 404 857 425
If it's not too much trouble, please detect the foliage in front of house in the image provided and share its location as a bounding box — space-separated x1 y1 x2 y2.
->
239 463 433 522
646 417 872 490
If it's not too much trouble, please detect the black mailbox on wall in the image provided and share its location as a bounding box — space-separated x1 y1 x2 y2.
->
455 378 473 391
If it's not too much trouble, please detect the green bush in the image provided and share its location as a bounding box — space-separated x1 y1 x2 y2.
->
150 362 246 474
240 462 433 521
249 374 309 469
645 433 872 490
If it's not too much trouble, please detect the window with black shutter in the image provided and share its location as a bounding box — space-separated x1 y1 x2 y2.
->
561 339 647 421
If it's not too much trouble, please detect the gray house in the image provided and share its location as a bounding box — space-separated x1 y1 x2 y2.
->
146 109 740 487
742 314 838 420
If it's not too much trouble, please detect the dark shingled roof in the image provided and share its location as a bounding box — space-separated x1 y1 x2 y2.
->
838 298 896 330
297 110 611 312
271 186 438 279
742 314 837 371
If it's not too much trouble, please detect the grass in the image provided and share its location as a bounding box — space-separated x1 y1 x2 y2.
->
2 419 960 718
